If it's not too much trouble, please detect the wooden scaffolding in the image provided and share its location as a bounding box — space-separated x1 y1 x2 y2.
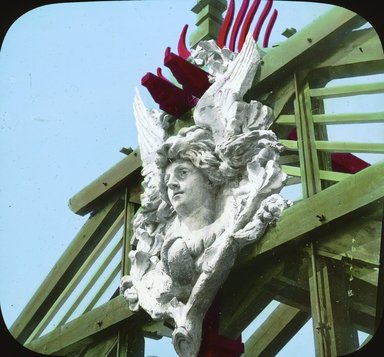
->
9 1 384 356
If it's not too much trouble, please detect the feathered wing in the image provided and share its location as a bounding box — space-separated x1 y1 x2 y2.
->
132 88 169 218
193 33 273 144
123 89 169 311
133 87 168 167
193 33 288 243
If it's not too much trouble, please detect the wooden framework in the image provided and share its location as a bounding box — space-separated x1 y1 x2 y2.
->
9 2 383 356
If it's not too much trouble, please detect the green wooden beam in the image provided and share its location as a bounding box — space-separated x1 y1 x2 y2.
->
318 170 352 182
293 74 322 197
282 165 352 182
311 27 384 74
266 266 378 335
69 149 142 215
57 237 123 327
82 263 121 314
276 114 296 125
25 296 136 356
316 199 383 267
315 141 384 154
122 199 138 276
10 197 124 344
25 210 125 343
278 112 384 125
313 112 384 125
308 257 359 356
246 6 366 99
238 161 384 265
189 0 226 48
310 82 384 99
243 304 310 357
279 139 298 150
117 326 144 357
280 140 384 154
219 261 283 339
81 333 118 357
279 154 299 165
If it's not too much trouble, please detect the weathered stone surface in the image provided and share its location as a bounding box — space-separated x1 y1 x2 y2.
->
121 34 288 357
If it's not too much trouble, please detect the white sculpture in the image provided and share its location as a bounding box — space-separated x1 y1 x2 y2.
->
120 34 289 357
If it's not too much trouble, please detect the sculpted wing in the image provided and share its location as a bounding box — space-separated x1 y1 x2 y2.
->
133 87 169 167
133 88 170 219
193 33 274 144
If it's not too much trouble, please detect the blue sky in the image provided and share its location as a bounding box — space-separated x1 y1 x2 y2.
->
0 1 382 356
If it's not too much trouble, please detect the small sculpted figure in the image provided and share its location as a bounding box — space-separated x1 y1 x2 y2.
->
121 34 289 357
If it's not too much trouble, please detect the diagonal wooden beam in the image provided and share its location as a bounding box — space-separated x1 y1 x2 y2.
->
219 260 284 339
238 161 384 266
309 257 359 356
10 196 125 344
68 150 142 215
243 303 310 357
25 295 139 356
245 6 367 100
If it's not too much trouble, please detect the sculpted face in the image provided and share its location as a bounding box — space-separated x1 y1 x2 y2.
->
165 160 213 220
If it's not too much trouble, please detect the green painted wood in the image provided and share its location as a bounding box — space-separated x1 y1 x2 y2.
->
318 170 352 182
278 154 299 165
219 261 284 339
190 18 222 47
25 211 125 343
279 139 298 150
278 112 384 125
281 140 384 154
246 6 366 99
310 82 384 99
276 114 295 125
316 200 383 267
281 165 351 182
57 237 123 327
238 162 384 264
122 195 138 276
191 0 227 13
267 77 296 119
308 257 359 356
313 112 384 124
82 333 118 357
10 197 124 344
195 4 223 25
189 0 226 48
141 320 173 339
69 149 142 215
82 263 121 314
281 165 301 177
311 28 384 73
117 327 144 357
267 265 378 332
25 296 135 356
294 75 322 197
315 141 384 153
243 304 310 357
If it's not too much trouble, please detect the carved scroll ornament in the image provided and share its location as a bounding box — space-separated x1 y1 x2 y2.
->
120 34 289 357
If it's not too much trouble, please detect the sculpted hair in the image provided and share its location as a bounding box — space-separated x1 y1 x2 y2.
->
156 126 225 203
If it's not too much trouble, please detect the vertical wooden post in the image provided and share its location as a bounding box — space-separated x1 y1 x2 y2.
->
294 72 359 356
189 0 227 48
308 256 359 356
293 72 322 197
121 187 137 276
117 327 145 357
118 188 142 356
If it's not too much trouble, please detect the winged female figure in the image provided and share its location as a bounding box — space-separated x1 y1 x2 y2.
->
121 34 289 357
